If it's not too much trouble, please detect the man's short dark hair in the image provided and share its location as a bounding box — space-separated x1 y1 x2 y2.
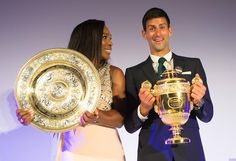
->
142 7 170 31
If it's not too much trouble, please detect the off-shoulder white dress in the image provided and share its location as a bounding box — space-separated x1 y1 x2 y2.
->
56 64 125 161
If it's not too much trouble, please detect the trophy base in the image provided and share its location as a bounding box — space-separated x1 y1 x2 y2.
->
165 137 191 145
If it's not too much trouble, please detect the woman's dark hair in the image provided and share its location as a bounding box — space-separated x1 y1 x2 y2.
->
142 7 170 31
68 19 105 69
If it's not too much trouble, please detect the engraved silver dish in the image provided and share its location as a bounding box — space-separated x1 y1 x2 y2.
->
15 48 101 132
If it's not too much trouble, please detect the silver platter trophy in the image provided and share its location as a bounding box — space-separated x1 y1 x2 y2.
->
142 70 202 144
15 48 101 132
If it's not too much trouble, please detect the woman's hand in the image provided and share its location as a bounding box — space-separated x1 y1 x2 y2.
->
16 108 35 125
79 109 99 127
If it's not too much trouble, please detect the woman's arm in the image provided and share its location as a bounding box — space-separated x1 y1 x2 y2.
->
95 65 126 128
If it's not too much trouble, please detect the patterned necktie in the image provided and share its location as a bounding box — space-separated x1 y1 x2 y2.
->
157 57 167 79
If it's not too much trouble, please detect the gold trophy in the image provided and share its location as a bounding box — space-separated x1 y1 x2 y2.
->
142 70 202 144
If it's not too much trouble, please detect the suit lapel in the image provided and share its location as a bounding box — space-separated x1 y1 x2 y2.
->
140 54 186 85
172 53 186 70
141 56 158 85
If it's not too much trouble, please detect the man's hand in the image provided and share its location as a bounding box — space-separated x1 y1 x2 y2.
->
191 74 206 107
139 88 155 117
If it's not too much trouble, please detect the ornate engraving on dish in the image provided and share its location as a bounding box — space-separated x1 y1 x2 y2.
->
15 48 101 132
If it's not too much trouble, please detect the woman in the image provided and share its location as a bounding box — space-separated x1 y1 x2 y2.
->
16 19 126 161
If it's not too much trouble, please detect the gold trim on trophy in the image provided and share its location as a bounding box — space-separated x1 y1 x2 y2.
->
15 48 101 132
142 70 198 144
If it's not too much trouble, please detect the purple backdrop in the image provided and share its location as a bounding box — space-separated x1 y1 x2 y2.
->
1 0 236 161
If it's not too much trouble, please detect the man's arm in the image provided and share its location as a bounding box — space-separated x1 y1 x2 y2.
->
192 59 214 122
124 68 144 133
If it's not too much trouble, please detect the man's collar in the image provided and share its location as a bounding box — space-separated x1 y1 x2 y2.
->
150 51 172 63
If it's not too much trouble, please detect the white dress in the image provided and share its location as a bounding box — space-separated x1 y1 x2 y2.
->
56 64 125 161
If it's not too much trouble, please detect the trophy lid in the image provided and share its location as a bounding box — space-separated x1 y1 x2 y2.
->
156 70 186 85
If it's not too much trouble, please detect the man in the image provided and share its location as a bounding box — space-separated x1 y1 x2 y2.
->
124 7 213 161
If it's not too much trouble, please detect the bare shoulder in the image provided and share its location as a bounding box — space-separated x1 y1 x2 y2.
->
110 65 125 79
110 65 125 96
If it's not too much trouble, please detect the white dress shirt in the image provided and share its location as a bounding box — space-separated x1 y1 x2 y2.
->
150 51 173 73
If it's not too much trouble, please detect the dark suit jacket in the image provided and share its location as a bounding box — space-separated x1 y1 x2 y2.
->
124 53 213 161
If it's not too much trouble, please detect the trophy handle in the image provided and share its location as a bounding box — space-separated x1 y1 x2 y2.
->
141 80 152 89
141 81 161 114
191 73 203 84
190 73 203 110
